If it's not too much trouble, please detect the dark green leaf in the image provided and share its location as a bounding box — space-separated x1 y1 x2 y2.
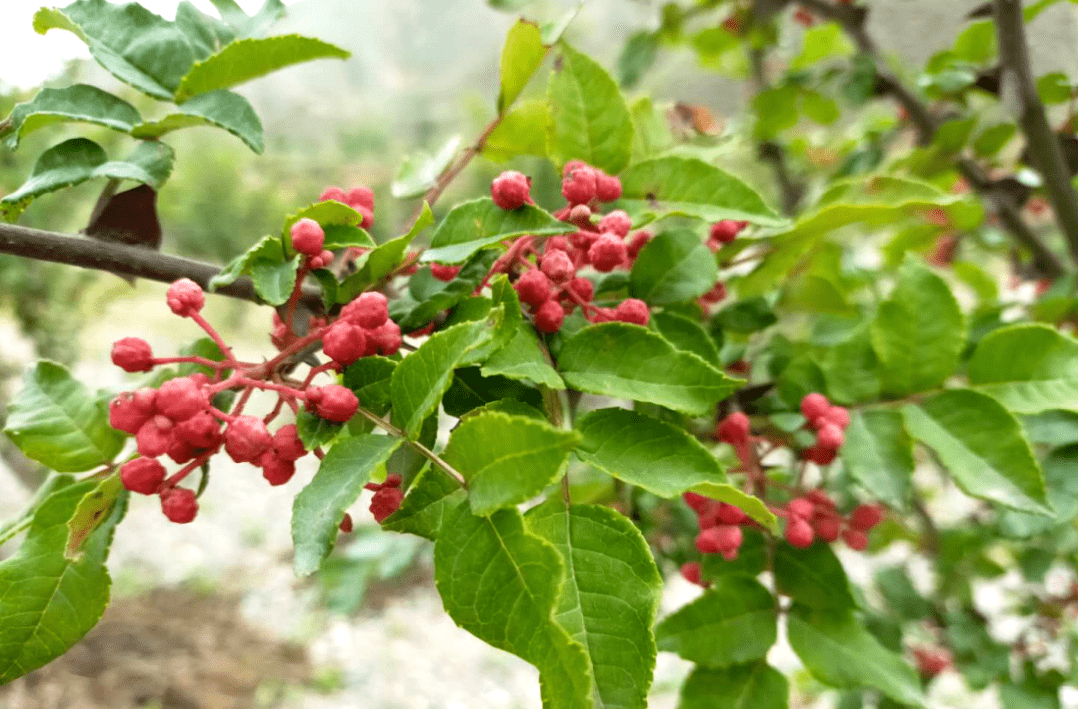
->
842 410 914 510
629 229 719 305
968 323 1078 414
131 89 263 153
294 409 342 450
382 465 466 541
679 662 789 709
2 85 141 150
481 321 565 389
249 254 300 305
343 357 397 416
773 542 856 611
650 311 720 365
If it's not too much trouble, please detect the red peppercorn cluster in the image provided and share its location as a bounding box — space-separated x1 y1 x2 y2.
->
684 492 751 564
365 473 403 522
799 392 850 465
482 163 654 334
781 492 883 550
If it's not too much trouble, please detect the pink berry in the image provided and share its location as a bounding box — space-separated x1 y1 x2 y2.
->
842 528 869 551
814 516 842 542
160 487 198 524
562 164 598 204
491 170 532 210
545 236 571 253
167 438 198 464
570 229 599 251
709 220 747 245
346 186 375 211
806 488 835 509
319 186 347 203
614 298 650 326
309 249 335 270
716 503 747 525
680 562 707 587
174 410 221 449
111 337 154 373
785 516 815 548
787 498 815 519
540 250 575 284
714 412 750 446
260 451 296 486
563 277 594 305
315 384 359 423
224 415 273 464
598 210 632 237
120 457 166 495
849 504 884 532
587 233 627 272
109 388 157 434
817 423 845 450
595 171 622 202
383 473 403 488
589 307 617 323
533 299 565 334
290 218 325 257
683 492 712 514
366 320 402 356
136 415 173 458
342 291 389 329
273 423 307 461
156 377 209 422
370 486 403 522
700 282 727 304
430 263 461 282
820 405 851 430
626 231 653 260
166 278 205 317
323 321 367 366
514 269 554 308
800 393 830 421
695 525 742 555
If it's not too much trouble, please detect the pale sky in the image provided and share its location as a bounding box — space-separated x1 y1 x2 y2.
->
1 0 303 89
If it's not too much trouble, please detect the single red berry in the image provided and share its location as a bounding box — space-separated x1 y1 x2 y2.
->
695 525 742 555
587 233 628 272
383 473 403 488
273 423 307 461
568 204 592 225
366 320 402 356
714 412 750 446
323 321 367 366
319 186 347 203
680 562 707 587
341 291 389 329
594 171 622 202
849 504 884 532
819 405 851 430
174 410 221 449
160 487 198 524
697 502 722 530
785 516 815 548
491 170 532 210
534 299 566 334
315 384 359 423
787 497 815 519
339 513 354 533
803 443 838 465
842 528 869 551
136 416 173 458
683 491 712 515
626 231 653 260
794 7 815 26
562 163 598 204
109 388 157 434
598 210 632 238
121 457 166 495
545 236 571 253
346 186 375 211
156 377 209 422
167 438 199 464
817 423 845 451
700 282 727 304
709 220 746 246
111 337 154 373
589 307 617 323
716 503 747 525
806 488 835 509
912 647 952 678
290 218 325 257
370 486 403 522
563 277 594 305
430 263 461 282
166 278 205 317
540 250 575 284
570 230 599 251
260 451 296 486
224 415 273 464
515 269 554 307
814 516 842 542
800 392 830 421
614 298 650 326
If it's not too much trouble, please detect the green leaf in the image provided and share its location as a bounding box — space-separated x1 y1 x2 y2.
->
655 575 777 667
701 529 768 580
791 24 854 70
443 367 543 418
396 250 499 331
1036 72 1072 105
629 229 719 305
999 444 1078 536
524 499 663 709
381 465 466 541
650 311 720 365
34 0 198 99
294 409 342 450
954 21 997 64
870 258 965 396
575 408 726 498
207 234 281 291
680 663 789 709
1 138 174 221
453 275 524 367
499 20 546 113
876 566 933 621
131 89 263 153
210 0 287 38
391 319 492 437
773 543 856 611
291 434 403 576
174 35 350 102
787 604 924 706
0 477 124 683
902 389 1050 514
65 474 125 559
973 123 1017 157
340 203 433 300
546 43 633 174
629 96 674 164
434 503 593 709
5 361 124 473
321 224 375 250
174 1 236 57
688 483 779 534
249 254 300 306
618 156 784 227
343 357 397 416
481 321 565 389
443 412 578 515
842 410 914 510
815 328 882 404
617 31 659 88
392 135 460 198
483 99 550 161
422 198 574 265
281 200 364 241
558 323 741 416
968 323 1078 414
2 85 141 150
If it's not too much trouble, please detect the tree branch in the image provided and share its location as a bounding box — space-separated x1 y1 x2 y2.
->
793 0 1066 278
0 222 325 310
993 0 1078 265
749 47 804 215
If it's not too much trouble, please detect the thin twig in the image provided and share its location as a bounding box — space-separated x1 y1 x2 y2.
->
352 405 469 489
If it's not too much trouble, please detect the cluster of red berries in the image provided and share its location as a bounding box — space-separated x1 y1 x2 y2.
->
365 473 404 523
426 163 656 334
781 491 883 550
798 392 850 465
685 492 750 560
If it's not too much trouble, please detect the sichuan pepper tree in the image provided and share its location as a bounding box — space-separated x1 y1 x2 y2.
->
0 1 1076 708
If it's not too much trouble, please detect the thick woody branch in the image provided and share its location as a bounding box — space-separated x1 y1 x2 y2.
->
0 222 325 310
993 0 1078 265
795 0 1065 278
